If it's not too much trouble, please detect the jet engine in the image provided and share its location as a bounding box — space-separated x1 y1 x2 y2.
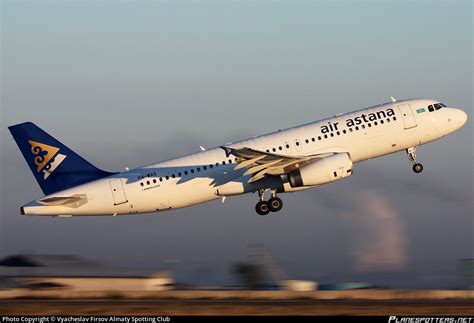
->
286 152 353 187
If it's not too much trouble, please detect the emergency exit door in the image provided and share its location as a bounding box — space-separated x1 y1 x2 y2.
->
109 178 128 205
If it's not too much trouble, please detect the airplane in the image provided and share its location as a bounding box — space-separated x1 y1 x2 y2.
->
8 98 467 217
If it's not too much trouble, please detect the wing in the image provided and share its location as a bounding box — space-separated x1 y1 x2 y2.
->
221 146 333 183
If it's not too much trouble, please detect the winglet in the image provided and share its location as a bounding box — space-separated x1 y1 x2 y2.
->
220 146 235 158
391 96 397 102
199 146 206 151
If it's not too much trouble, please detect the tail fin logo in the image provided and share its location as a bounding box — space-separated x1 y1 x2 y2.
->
28 140 67 179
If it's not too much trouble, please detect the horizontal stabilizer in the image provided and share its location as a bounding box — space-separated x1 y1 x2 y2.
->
38 194 88 208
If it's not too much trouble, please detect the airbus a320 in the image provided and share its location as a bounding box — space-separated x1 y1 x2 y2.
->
8 98 467 216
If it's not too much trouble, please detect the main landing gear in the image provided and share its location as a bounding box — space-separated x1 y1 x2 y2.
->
255 189 283 215
407 147 423 174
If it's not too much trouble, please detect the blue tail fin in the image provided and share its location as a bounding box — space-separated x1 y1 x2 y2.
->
8 122 115 195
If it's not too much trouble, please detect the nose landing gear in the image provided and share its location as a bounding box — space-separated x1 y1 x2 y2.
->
407 147 423 173
413 163 423 173
255 189 283 215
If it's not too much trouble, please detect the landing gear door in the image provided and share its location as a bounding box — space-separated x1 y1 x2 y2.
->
397 103 417 129
109 178 128 205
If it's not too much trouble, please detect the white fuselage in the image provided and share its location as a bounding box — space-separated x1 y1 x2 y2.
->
22 99 467 216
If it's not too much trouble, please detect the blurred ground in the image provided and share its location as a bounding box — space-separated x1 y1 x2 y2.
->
1 299 473 315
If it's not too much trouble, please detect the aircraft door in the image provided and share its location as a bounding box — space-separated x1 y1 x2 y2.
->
109 178 128 205
397 103 417 129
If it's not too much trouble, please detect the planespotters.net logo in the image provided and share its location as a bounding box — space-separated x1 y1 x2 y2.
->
389 317 473 323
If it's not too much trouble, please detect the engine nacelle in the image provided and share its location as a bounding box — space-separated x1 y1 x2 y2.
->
287 153 353 187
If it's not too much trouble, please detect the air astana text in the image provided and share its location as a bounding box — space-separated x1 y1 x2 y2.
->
320 108 396 133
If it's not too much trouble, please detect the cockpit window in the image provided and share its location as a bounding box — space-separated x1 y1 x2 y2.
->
428 103 445 112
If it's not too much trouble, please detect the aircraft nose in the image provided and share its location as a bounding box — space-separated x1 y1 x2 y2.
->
455 109 468 128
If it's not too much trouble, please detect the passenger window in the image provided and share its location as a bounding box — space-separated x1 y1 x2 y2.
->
184 171 188 175
228 159 232 164
222 161 225 165
305 139 309 143
190 169 194 174
393 117 397 121
380 120 384 124
279 146 282 150
349 128 353 132
324 134 328 139
312 138 315 142
368 123 371 127
295 141 300 146
178 172 181 176
165 176 169 180
147 181 150 185
286 144 290 148
153 179 156 183
210 164 213 169
330 133 334 137
336 131 340 135
172 174 175 178
160 178 163 182
197 167 200 172
343 129 346 134
140 182 144 187
272 148 276 152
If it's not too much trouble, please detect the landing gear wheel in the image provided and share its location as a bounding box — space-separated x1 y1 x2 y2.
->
268 197 283 212
255 201 270 216
407 147 423 174
413 163 423 173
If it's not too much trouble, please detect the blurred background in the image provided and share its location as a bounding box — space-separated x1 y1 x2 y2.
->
1 0 472 293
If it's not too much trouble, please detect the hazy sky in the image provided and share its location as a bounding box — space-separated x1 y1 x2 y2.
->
1 1 472 288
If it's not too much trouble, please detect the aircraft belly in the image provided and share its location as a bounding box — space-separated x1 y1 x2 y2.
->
364 135 389 159
167 178 217 209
